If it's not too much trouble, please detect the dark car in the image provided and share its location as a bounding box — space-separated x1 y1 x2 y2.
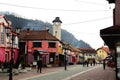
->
107 61 115 68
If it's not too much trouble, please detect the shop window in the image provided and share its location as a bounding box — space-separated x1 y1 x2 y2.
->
34 54 38 61
5 53 8 62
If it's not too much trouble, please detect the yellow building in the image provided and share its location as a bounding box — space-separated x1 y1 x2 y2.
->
96 46 109 62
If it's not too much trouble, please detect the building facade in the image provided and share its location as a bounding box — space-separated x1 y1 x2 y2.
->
78 48 96 64
96 46 109 63
0 15 19 63
19 29 62 67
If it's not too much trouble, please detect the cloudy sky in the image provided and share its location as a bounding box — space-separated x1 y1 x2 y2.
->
0 0 115 49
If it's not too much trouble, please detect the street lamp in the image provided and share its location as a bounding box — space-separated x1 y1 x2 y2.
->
63 43 69 70
82 50 86 67
5 27 21 80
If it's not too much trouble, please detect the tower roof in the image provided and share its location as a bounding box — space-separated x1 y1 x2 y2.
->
52 17 62 23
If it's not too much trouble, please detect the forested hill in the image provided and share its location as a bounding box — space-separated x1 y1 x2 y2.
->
2 12 92 48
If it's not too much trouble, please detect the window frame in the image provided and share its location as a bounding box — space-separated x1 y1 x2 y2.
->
48 41 56 48
33 41 42 48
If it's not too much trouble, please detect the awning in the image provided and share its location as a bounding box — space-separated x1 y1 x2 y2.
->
37 50 48 53
100 26 120 49
105 57 112 60
33 50 48 55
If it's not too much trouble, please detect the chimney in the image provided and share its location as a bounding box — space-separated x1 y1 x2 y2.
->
26 28 30 35
45 27 49 32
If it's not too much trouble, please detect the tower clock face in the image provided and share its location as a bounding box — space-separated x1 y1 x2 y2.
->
55 22 60 26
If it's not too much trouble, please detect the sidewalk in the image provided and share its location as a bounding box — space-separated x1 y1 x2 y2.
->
0 65 78 80
64 65 116 80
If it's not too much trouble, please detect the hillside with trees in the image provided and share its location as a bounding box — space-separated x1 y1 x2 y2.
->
2 12 92 48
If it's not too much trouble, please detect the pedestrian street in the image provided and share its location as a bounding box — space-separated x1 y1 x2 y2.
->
20 65 100 80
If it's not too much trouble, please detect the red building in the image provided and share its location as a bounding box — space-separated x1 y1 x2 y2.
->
19 29 62 66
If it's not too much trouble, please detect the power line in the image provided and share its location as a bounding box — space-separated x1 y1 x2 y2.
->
75 0 107 6
63 17 112 25
67 31 98 35
0 2 111 12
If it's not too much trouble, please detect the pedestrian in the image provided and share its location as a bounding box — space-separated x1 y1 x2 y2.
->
103 59 106 70
83 61 85 67
93 60 96 66
90 60 92 66
37 59 42 73
86 60 89 67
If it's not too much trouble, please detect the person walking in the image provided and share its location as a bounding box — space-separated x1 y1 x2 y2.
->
86 60 89 67
93 60 96 66
37 59 42 73
103 59 106 70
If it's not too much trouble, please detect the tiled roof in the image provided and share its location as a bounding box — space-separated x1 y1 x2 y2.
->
78 48 96 54
62 42 80 52
69 45 80 52
97 46 110 53
19 30 59 41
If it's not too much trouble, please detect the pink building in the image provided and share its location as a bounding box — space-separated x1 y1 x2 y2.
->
19 29 61 66
0 15 19 63
69 45 80 64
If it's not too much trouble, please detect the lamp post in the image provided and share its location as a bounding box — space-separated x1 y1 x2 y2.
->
63 43 69 70
82 50 86 67
64 50 67 70
6 27 21 80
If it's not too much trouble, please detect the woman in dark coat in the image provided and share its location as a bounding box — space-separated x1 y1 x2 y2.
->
37 59 42 73
103 59 106 70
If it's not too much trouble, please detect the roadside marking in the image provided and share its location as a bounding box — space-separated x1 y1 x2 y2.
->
19 65 101 80
62 65 101 80
19 71 60 80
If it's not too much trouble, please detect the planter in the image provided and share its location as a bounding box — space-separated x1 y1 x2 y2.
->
13 69 19 75
47 64 52 68
19 69 27 73
26 67 32 71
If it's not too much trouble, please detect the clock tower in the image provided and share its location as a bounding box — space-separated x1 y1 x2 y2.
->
52 17 62 40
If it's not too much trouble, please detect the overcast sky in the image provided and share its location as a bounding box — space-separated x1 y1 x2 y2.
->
0 0 115 49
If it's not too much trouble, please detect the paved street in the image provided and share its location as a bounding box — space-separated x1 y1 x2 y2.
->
0 64 115 80
64 65 116 80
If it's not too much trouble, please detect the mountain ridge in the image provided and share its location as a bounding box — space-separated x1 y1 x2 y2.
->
1 12 92 48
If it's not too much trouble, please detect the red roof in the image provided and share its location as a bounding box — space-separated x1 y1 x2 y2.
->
78 48 96 54
97 46 110 53
19 29 59 41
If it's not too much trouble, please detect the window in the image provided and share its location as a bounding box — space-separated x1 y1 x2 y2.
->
0 32 4 44
48 42 56 48
1 26 5 33
33 42 42 48
5 53 8 62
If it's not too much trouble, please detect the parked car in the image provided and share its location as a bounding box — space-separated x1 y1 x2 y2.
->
107 61 115 68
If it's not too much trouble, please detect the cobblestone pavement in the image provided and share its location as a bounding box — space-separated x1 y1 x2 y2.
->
0 65 115 80
21 65 96 80
64 65 116 80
